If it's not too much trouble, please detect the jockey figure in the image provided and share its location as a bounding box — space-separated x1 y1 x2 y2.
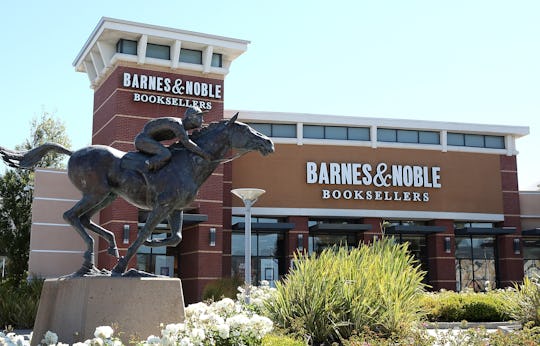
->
135 106 211 171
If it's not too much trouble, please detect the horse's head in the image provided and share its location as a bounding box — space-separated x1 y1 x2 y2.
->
227 113 275 156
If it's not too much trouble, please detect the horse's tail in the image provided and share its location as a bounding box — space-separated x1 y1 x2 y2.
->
0 142 72 169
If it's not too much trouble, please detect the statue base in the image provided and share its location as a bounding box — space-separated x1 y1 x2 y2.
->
32 277 185 345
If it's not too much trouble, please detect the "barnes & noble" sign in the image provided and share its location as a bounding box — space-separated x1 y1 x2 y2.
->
306 161 441 203
122 72 222 110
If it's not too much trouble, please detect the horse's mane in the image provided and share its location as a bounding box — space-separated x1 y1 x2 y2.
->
190 120 227 140
169 120 227 151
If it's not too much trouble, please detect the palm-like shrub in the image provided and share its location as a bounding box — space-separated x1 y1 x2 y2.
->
503 275 540 326
265 239 426 344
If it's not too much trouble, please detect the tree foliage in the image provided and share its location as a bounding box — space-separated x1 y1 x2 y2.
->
19 111 72 168
0 111 71 283
0 169 33 283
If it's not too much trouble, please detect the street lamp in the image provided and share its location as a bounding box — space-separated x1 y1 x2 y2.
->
231 188 266 304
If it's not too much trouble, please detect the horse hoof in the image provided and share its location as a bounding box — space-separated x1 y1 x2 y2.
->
108 247 120 258
111 270 123 277
111 258 127 275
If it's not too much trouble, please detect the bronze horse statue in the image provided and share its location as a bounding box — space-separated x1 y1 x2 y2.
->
0 114 274 276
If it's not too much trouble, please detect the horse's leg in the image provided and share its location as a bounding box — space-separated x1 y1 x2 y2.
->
111 204 173 275
80 193 120 258
144 210 183 247
63 194 107 275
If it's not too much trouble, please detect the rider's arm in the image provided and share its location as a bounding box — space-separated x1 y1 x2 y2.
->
174 127 212 160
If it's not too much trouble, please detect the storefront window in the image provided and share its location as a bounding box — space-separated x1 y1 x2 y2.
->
455 236 496 292
231 232 285 287
386 234 429 284
137 233 176 277
308 233 357 254
523 237 540 278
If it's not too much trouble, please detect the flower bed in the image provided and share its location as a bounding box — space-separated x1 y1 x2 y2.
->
1 294 273 346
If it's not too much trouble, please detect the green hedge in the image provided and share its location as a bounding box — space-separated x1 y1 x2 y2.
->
420 290 511 322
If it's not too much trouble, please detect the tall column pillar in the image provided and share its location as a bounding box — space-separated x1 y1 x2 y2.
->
498 155 524 287
427 219 456 291
287 216 309 265
361 217 383 244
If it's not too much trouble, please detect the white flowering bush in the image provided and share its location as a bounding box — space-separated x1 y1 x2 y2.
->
1 284 275 346
84 325 123 346
0 326 122 346
0 331 27 346
147 297 273 346
236 281 276 315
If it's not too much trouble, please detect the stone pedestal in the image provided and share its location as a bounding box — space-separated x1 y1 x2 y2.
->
32 277 185 346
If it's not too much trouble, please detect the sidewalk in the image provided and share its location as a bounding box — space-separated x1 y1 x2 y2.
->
424 321 521 331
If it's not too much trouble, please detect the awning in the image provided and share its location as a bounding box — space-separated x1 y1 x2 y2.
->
454 227 516 235
385 225 445 235
522 228 540 236
309 223 372 232
183 214 209 225
232 222 295 231
139 213 208 230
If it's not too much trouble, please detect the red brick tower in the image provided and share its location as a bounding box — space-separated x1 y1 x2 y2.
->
73 17 249 302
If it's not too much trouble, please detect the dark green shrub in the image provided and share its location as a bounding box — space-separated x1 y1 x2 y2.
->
201 276 243 301
0 278 43 329
462 298 506 322
421 290 510 322
265 239 427 344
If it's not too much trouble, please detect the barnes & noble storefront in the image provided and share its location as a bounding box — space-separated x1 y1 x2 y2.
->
28 18 536 302
227 111 530 292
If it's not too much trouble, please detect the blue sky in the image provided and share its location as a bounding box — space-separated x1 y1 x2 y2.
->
0 1 539 189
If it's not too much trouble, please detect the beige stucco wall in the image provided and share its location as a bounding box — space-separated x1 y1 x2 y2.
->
520 191 540 230
28 168 97 278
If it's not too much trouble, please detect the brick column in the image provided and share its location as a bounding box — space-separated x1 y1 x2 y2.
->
497 155 523 287
179 170 225 304
286 216 309 266
427 219 456 291
221 161 233 278
91 65 226 302
362 217 383 244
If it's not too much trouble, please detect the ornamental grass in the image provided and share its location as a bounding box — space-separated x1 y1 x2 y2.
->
502 275 540 326
264 239 426 344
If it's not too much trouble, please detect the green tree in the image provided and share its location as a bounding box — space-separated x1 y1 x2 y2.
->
0 112 71 283
0 169 33 283
20 111 72 168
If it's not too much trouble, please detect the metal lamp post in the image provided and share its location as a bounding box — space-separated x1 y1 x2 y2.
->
231 188 265 304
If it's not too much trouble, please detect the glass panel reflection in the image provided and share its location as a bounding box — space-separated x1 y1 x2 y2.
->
136 233 175 277
455 235 496 291
231 231 284 287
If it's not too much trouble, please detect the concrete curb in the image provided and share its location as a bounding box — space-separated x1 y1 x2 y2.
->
424 321 521 330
